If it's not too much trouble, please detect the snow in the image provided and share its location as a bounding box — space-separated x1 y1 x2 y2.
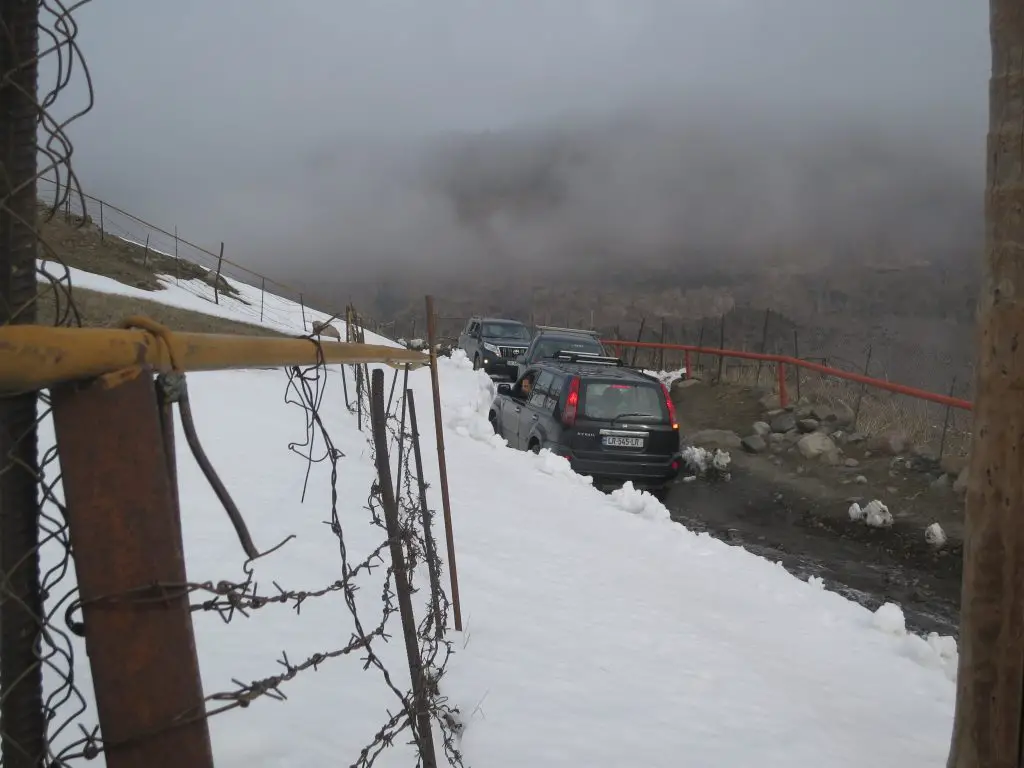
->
925 522 948 548
848 499 894 528
36 264 958 767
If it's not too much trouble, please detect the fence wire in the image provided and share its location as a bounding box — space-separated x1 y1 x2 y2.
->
0 2 96 766
40 342 464 765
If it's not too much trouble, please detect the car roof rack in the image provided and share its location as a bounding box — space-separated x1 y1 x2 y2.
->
534 325 601 337
551 351 623 366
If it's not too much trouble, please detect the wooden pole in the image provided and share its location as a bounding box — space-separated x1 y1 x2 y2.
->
946 3 1024 766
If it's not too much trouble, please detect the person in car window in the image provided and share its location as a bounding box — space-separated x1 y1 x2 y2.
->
513 372 535 400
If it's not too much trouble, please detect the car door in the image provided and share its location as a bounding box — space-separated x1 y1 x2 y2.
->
518 370 556 449
457 320 473 354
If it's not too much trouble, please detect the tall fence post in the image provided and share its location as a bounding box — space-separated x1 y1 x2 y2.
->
143 233 150 267
793 329 801 402
0 1 47 763
630 316 646 368
777 360 789 408
684 349 692 380
173 226 180 284
213 241 224 305
259 277 265 322
425 295 463 632
407 388 444 639
659 318 666 371
299 292 308 332
369 370 439 768
853 345 873 430
51 369 215 768
696 320 705 375
938 375 958 459
755 309 770 386
716 313 726 382
99 199 105 240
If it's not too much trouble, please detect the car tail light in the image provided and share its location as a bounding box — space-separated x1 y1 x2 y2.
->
562 376 580 426
660 382 679 430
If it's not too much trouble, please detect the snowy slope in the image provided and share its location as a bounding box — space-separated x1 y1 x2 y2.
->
36 264 957 767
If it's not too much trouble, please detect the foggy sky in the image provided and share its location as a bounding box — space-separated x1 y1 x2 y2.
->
49 0 990 286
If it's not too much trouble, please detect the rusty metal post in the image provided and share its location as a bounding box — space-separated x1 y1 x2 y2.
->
406 388 444 639
299 292 307 332
213 241 224 304
424 295 463 632
369 370 438 768
755 309 770 386
938 375 958 459
173 226 180 284
630 317 645 368
393 365 410 501
695 321 705 375
793 329 801 402
853 345 873 429
0 1 47 763
100 199 105 240
658 318 666 371
716 314 726 382
143 233 150 267
50 370 215 768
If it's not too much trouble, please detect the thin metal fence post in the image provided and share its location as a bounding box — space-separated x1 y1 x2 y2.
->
716 313 726 382
793 329 801 402
299 292 307 332
695 320 705 375
143 233 150 267
630 317 646 368
406 388 444 639
260 277 265 322
755 309 770 386
369 370 439 768
173 226 180 284
659 318 666 371
394 365 411 501
425 295 463 632
938 375 958 459
853 346 873 430
51 369 215 768
99 199 105 240
213 241 224 305
0 1 46 762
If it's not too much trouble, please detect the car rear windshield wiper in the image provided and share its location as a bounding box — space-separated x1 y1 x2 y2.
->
609 412 659 422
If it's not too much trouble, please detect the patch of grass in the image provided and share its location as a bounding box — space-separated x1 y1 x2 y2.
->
36 283 284 337
37 205 242 300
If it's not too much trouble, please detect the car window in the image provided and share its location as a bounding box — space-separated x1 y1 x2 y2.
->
482 322 531 341
581 381 666 421
534 370 555 394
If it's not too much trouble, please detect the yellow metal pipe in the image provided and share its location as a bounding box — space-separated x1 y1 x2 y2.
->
0 325 429 393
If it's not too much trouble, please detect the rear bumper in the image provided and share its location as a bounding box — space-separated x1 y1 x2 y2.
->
552 448 682 488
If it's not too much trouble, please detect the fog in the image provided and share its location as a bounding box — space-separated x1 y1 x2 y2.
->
52 0 989 288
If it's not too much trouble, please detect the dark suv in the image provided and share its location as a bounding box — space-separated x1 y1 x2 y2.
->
489 352 682 498
512 325 611 374
458 316 532 379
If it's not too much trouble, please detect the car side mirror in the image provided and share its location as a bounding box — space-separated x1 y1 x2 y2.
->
496 383 512 395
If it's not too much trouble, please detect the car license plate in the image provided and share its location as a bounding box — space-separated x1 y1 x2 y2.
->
603 435 644 448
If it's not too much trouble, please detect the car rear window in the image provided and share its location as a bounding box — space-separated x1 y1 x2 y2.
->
581 381 666 421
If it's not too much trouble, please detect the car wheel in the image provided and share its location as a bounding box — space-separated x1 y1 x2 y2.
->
529 440 540 454
651 486 670 503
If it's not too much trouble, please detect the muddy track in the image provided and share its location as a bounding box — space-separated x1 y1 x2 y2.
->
665 464 963 638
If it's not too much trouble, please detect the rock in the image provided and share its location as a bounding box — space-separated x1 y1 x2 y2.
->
670 378 701 396
925 522 947 549
847 432 866 443
797 419 820 433
811 405 835 422
953 465 969 495
795 406 814 420
759 393 781 410
855 475 868 484
741 434 768 453
844 458 860 468
797 396 811 406
770 413 797 433
819 450 843 466
930 474 950 492
752 421 771 437
768 432 787 445
867 431 912 456
831 402 856 426
941 454 969 477
765 408 785 418
797 432 838 461
688 429 743 450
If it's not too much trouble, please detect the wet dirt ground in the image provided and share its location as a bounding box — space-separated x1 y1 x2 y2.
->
665 456 962 638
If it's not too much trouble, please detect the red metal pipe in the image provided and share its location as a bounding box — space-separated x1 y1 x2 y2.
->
605 339 973 411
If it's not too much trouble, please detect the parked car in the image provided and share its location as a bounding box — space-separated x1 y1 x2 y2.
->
457 316 533 379
489 351 683 498
512 325 612 374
